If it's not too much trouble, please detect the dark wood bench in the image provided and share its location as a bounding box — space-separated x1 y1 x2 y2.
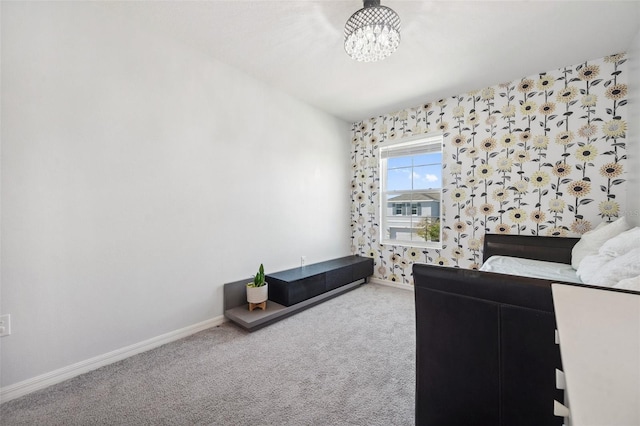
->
224 255 373 331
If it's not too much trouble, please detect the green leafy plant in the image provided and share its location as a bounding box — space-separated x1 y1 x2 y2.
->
417 218 441 242
248 263 266 287
427 221 440 242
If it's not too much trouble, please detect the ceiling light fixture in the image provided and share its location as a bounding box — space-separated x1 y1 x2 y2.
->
344 0 401 62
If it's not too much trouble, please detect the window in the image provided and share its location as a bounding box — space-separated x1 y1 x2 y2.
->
379 134 443 248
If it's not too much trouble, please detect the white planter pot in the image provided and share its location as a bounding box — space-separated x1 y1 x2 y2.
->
246 283 268 304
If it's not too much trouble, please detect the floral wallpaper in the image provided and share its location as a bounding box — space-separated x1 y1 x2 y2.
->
350 53 628 284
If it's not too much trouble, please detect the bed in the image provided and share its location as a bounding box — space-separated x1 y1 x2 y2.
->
412 222 640 426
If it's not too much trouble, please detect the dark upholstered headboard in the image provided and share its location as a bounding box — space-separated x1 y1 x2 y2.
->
482 234 580 264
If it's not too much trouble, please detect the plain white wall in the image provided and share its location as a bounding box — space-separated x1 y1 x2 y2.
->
627 28 640 227
0 2 351 387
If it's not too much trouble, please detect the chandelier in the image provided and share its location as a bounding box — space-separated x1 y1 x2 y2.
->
344 0 401 62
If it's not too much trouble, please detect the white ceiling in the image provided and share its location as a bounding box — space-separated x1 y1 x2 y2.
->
109 1 640 123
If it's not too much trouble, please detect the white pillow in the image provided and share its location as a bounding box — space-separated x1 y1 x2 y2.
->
585 248 640 287
599 226 640 257
613 275 640 292
576 253 614 283
571 217 630 269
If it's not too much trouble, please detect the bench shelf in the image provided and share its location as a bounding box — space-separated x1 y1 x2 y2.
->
223 255 373 331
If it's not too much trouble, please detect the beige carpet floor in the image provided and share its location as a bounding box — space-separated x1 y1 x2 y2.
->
0 283 416 425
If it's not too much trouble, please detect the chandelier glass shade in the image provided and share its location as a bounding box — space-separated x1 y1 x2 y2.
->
344 0 401 62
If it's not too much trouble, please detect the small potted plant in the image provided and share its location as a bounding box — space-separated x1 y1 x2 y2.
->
246 263 268 309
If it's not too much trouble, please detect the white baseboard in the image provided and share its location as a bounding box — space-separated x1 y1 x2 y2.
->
369 277 415 292
0 315 226 404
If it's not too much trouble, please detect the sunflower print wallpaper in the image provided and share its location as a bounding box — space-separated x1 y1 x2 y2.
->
350 53 628 284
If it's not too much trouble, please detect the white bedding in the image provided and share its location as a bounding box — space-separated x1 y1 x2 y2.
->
480 255 583 284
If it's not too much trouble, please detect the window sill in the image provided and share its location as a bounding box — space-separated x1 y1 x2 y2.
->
380 240 443 250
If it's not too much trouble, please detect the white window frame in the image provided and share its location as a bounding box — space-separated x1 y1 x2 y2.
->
379 133 443 249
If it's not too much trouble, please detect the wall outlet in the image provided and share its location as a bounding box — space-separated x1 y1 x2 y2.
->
0 314 11 337
301 256 306 267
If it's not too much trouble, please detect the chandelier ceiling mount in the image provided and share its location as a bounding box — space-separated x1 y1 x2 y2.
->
344 0 401 63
